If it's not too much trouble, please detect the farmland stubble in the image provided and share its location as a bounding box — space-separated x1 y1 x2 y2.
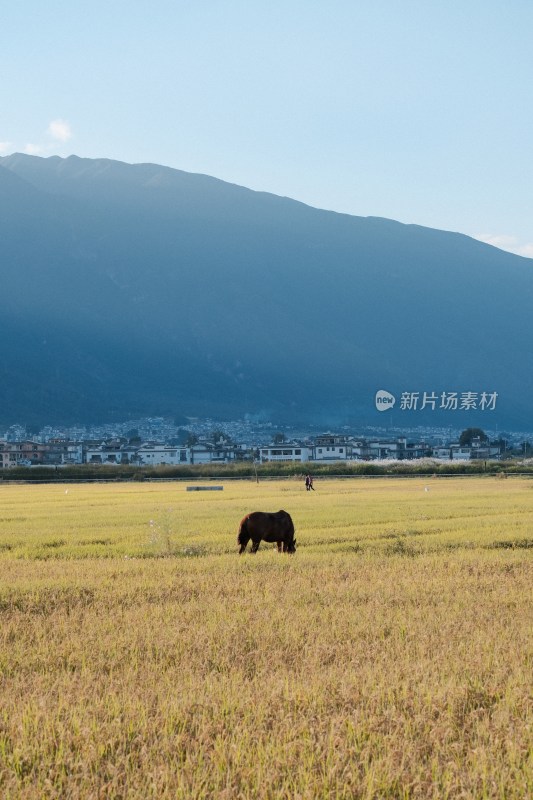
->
0 478 531 798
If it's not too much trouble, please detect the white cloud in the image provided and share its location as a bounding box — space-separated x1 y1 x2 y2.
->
8 119 74 157
23 143 44 155
517 242 533 258
47 119 72 142
475 233 516 250
474 233 533 259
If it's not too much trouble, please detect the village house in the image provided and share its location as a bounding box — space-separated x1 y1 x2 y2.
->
431 435 500 461
350 438 431 460
189 442 242 464
137 443 190 466
313 433 352 461
0 441 48 468
432 446 454 460
45 440 84 465
259 445 310 463
85 439 133 465
433 441 501 461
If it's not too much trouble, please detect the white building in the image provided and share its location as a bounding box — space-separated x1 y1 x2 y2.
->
188 443 243 464
259 445 310 463
313 444 349 461
47 441 84 465
85 441 139 465
137 444 190 466
447 443 500 461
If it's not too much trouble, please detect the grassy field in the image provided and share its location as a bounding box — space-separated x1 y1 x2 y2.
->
0 477 531 798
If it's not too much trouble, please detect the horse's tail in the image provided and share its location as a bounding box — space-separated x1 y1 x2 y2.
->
237 515 250 547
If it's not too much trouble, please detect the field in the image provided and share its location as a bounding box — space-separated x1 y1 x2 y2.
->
0 476 531 798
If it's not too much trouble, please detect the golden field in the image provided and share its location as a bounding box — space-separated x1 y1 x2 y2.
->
0 476 531 798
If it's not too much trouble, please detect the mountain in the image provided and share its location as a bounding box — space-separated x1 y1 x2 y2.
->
1 153 532 429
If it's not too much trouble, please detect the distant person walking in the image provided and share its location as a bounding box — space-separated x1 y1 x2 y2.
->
305 474 315 491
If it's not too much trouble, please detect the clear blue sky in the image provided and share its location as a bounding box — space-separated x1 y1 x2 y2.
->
2 1 532 256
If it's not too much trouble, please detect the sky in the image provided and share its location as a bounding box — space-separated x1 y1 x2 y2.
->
1 0 532 257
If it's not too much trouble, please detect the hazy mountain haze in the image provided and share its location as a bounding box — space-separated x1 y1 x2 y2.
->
1 154 532 428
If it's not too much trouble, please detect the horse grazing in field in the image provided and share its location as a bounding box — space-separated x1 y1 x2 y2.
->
238 510 296 554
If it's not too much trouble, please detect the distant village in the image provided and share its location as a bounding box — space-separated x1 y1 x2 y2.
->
0 416 516 469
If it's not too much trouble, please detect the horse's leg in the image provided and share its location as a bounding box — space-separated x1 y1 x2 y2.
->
250 539 260 553
276 540 283 553
238 534 250 554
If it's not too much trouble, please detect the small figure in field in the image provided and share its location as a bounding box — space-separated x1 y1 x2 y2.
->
305 474 315 491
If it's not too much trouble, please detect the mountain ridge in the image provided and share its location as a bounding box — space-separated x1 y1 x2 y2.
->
1 153 531 428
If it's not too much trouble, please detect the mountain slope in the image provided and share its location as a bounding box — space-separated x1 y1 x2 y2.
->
1 153 532 428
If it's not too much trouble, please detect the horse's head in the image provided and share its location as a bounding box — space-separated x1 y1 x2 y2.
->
286 538 297 554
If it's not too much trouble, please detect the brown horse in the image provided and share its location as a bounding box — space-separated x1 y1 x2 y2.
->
238 510 296 554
